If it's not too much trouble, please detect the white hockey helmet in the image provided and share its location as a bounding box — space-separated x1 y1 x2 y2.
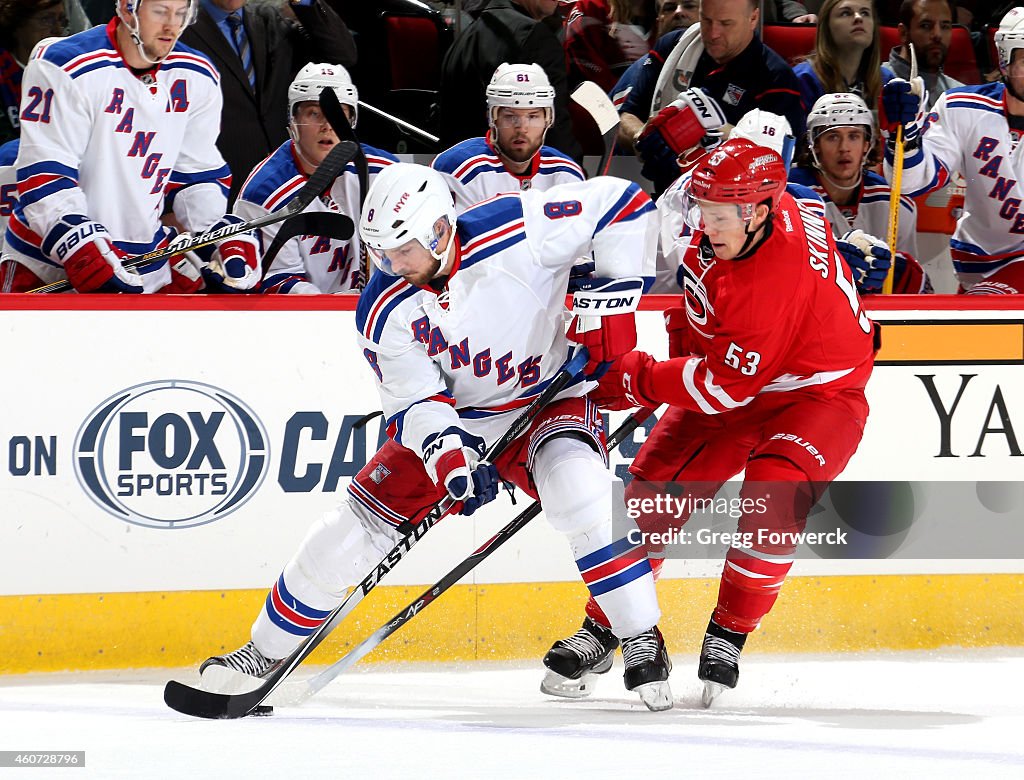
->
359 163 457 276
995 7 1024 74
117 0 199 65
731 109 796 171
485 63 555 129
288 63 359 128
806 92 874 167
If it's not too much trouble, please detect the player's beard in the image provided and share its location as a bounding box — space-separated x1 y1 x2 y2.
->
1006 74 1024 104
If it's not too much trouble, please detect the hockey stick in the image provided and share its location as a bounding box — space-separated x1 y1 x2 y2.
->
358 100 439 145
163 348 590 719
28 141 359 294
884 43 917 295
571 81 621 178
259 211 355 275
277 405 658 708
319 87 370 286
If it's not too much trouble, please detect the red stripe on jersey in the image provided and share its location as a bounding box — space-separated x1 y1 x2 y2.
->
579 546 646 584
607 189 650 227
266 176 305 211
270 581 324 629
362 278 409 340
461 219 525 257
453 153 499 179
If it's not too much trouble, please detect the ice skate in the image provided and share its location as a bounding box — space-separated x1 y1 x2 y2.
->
199 640 283 709
541 617 619 699
621 626 673 711
698 619 747 708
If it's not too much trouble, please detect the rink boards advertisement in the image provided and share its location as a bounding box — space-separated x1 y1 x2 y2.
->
1 295 1022 672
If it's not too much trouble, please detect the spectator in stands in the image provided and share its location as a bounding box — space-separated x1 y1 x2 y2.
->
790 92 930 293
179 0 356 204
888 0 964 109
564 0 657 91
656 0 699 35
793 0 894 112
763 0 817 24
440 0 583 163
0 0 68 144
614 0 805 194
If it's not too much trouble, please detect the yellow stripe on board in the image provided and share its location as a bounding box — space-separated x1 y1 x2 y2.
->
877 323 1024 362
2 574 1022 674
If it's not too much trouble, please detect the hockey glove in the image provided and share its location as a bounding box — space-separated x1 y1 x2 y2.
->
619 350 661 409
893 251 932 294
567 276 643 379
636 89 725 181
880 77 926 132
836 229 892 295
195 216 262 292
158 229 205 294
587 360 638 411
422 427 500 517
46 215 143 293
567 258 595 293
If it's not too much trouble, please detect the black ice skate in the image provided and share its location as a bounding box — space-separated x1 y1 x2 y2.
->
698 619 748 708
621 625 673 711
199 640 282 711
541 617 619 699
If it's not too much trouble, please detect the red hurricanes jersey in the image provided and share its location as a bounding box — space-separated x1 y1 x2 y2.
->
671 192 876 414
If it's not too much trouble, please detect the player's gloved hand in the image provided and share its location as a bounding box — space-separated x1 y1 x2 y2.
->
880 77 925 131
422 427 500 517
619 350 660 409
587 360 638 410
158 229 205 294
892 251 933 294
195 216 262 292
664 305 689 358
47 215 143 293
837 229 892 295
636 89 725 181
567 275 643 379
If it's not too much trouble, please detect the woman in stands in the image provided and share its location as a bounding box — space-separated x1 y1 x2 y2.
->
793 0 894 113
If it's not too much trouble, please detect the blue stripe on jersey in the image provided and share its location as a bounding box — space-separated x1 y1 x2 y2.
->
950 239 1019 275
39 26 110 67
594 183 651 233
261 272 306 294
360 143 399 171
239 142 299 209
537 163 585 179
68 58 122 80
159 59 218 84
946 99 1002 115
17 176 75 206
276 574 331 620
459 162 507 185
355 272 417 342
386 391 456 446
0 139 18 166
459 193 524 243
431 137 490 174
4 215 58 267
168 164 232 189
460 227 525 268
17 159 78 182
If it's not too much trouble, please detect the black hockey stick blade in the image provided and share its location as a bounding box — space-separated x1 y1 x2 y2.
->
571 81 620 178
162 350 589 719
260 211 355 274
28 141 358 294
280 405 658 706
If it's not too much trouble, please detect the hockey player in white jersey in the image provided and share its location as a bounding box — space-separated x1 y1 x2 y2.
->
431 63 585 212
234 63 396 294
792 92 931 294
199 163 674 711
1 0 258 293
881 6 1024 294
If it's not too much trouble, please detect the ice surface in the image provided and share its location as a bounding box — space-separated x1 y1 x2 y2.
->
2 649 1023 779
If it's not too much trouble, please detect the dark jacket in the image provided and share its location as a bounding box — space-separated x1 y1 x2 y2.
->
179 0 356 203
439 0 582 162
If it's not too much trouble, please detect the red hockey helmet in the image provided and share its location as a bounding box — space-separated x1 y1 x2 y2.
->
689 137 787 211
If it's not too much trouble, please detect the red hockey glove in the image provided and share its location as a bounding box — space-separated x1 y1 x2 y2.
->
47 215 143 293
568 312 638 379
195 217 262 292
159 230 205 294
422 427 500 517
620 350 661 409
587 360 638 411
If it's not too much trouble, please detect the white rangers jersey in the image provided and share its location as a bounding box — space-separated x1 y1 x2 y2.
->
789 167 918 258
886 82 1024 285
431 134 585 213
0 139 16 255
356 177 657 459
235 141 397 294
6 21 229 291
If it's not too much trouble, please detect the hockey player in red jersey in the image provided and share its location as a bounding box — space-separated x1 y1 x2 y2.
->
541 137 876 707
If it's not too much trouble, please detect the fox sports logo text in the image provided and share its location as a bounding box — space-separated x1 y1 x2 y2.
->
74 381 269 529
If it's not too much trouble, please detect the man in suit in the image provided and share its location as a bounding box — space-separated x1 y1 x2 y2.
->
180 0 356 203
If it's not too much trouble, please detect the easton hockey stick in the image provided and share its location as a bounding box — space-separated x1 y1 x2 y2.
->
259 211 355 275
28 140 359 294
276 405 658 708
571 81 621 178
163 349 590 719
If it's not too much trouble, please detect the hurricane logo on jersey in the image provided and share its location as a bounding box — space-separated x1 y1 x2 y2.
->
74 380 269 529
